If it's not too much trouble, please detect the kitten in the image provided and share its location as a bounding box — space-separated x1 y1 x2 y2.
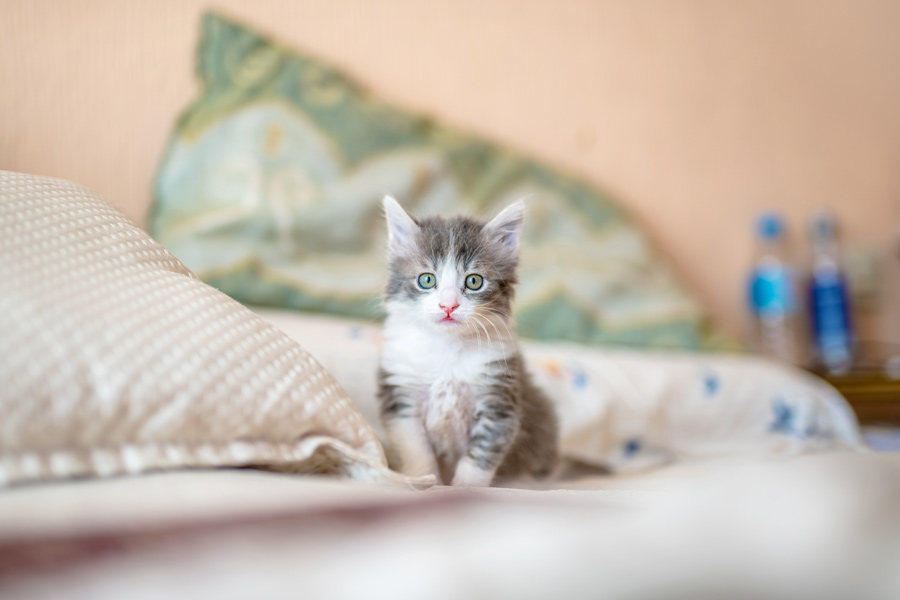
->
377 196 558 487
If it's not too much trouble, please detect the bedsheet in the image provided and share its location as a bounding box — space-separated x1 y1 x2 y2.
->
253 308 863 474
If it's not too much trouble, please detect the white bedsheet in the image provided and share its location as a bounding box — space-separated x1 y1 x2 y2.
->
254 308 863 473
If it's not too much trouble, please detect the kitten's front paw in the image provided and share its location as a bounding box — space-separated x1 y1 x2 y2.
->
402 466 440 482
451 458 495 487
397 456 440 481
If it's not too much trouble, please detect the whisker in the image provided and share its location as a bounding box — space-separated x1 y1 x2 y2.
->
478 304 511 323
478 307 514 344
472 313 511 378
476 308 516 378
471 314 493 349
483 314 507 344
466 318 483 354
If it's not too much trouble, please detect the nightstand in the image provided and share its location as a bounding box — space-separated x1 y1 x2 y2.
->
813 343 900 425
821 371 900 424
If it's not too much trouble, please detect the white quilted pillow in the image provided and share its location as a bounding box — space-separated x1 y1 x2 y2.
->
0 171 411 487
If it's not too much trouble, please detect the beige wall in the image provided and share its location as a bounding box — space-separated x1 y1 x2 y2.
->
2 0 899 346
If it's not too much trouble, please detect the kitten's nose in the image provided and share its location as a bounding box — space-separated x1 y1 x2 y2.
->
440 303 459 316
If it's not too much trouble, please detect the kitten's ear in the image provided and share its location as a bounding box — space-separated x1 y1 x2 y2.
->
383 195 419 255
484 200 525 253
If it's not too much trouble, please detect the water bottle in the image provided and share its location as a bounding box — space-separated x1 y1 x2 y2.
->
748 213 803 364
807 211 854 374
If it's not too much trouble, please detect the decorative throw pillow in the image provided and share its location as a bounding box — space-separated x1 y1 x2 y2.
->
150 12 726 350
0 170 422 487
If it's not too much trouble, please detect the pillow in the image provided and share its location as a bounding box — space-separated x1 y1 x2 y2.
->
0 170 423 487
253 308 864 474
149 12 729 351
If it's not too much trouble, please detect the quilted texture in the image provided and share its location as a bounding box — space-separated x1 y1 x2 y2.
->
149 12 730 351
0 170 422 487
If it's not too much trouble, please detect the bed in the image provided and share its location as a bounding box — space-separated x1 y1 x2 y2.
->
3 451 900 600
2 169 899 599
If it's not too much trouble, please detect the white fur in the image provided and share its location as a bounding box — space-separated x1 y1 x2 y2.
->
451 456 495 487
435 260 462 314
383 417 439 478
381 302 514 482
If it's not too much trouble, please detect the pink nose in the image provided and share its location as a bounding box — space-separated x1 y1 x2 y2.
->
440 303 459 316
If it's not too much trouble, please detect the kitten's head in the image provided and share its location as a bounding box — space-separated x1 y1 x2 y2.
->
382 195 523 337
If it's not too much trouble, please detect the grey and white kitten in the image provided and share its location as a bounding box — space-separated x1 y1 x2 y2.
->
377 196 558 487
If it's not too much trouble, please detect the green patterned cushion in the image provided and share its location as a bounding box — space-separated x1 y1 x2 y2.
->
149 12 725 350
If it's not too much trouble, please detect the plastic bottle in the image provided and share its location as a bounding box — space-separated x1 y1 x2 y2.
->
747 213 803 364
807 211 854 374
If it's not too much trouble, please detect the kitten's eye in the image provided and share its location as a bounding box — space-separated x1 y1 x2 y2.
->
465 274 484 291
417 273 436 289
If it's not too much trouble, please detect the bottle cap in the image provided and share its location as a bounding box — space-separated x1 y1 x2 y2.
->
757 212 784 240
809 210 836 240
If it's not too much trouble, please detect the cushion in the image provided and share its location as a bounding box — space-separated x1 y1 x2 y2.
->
0 170 422 487
253 308 864 474
149 12 729 351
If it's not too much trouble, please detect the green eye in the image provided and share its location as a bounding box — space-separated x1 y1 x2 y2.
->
417 273 436 289
465 274 484 291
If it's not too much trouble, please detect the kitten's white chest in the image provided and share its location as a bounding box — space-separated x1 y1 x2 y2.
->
381 319 510 461
424 375 472 463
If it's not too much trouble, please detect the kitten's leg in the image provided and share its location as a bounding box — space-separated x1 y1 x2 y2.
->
379 380 439 479
384 416 440 479
452 398 519 487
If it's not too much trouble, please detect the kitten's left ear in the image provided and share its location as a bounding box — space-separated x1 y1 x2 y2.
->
484 201 525 252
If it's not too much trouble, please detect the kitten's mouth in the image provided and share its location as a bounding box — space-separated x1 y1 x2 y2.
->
438 314 460 325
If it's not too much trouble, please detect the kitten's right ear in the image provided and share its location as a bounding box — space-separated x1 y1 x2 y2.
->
383 195 419 255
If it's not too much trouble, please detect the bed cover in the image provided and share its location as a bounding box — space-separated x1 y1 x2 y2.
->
2 309 899 600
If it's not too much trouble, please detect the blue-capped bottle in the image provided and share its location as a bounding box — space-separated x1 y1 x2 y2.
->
807 211 854 374
748 213 803 364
